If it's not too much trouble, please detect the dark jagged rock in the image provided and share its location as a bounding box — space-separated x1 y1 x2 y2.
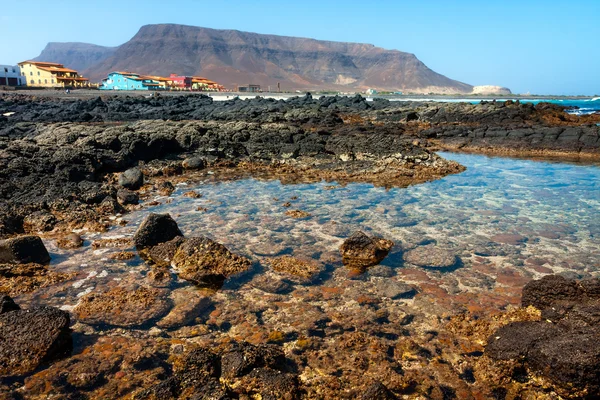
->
0 305 72 377
133 213 183 250
220 342 286 380
118 167 144 189
0 235 51 264
340 231 394 270
171 236 251 287
116 188 139 205
0 294 19 314
360 381 398 400
521 274 584 310
140 236 186 268
486 275 600 396
182 156 206 170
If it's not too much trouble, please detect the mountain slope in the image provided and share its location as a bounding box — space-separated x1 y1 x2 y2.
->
33 42 116 73
37 24 473 93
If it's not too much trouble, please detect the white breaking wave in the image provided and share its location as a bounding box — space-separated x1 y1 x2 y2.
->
591 97 600 101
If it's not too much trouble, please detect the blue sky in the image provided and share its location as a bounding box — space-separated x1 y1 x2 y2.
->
1 0 598 95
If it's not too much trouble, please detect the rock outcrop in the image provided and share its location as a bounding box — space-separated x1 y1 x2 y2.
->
486 275 600 397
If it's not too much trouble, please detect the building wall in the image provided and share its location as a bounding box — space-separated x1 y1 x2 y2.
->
0 65 25 86
100 73 151 90
18 63 61 87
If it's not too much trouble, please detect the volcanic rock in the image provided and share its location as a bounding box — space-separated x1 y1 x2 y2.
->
403 245 458 269
133 213 183 250
0 305 71 377
182 156 206 170
360 381 397 400
23 211 57 233
157 181 175 196
0 294 19 314
172 236 251 287
340 231 394 270
250 275 291 294
0 235 51 264
119 167 144 190
73 286 171 327
140 236 186 267
117 188 139 205
220 342 286 380
486 275 600 396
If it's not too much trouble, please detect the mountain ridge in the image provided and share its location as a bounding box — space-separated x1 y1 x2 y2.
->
34 24 474 93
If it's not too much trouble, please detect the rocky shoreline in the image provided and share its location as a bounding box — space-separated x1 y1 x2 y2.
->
0 93 599 399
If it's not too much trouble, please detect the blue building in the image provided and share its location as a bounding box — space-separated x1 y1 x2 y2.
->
99 72 161 91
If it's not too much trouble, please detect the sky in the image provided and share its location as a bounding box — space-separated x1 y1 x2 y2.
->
1 0 599 95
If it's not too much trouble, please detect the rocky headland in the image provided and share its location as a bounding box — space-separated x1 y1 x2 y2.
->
0 92 598 399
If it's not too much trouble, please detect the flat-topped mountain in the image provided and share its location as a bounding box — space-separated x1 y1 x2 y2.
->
33 42 117 74
34 24 474 93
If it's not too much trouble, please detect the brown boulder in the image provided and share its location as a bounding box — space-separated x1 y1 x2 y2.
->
339 231 393 270
0 235 50 264
172 237 251 287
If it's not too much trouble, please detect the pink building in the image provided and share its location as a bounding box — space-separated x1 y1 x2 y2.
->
169 74 192 89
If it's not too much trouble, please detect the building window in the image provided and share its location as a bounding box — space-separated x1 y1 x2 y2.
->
30 72 33 76
12 69 15 73
45 79 47 84
37 71 40 76
3 68 7 73
30 79 34 84
51 79 54 84
38 79 41 84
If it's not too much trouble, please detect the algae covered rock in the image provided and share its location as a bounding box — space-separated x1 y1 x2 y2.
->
172 236 251 287
133 213 183 250
73 286 171 328
340 231 393 270
0 305 71 377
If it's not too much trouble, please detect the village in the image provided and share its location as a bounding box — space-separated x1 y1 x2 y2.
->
1 60 236 92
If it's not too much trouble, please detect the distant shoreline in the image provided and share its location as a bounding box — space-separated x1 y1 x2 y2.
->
0 88 596 102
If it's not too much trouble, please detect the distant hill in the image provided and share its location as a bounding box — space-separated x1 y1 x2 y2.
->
33 42 116 75
33 24 474 93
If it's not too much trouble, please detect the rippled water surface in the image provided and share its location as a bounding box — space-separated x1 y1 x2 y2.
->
20 153 600 321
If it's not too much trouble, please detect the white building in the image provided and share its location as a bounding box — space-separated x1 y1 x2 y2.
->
1 65 25 86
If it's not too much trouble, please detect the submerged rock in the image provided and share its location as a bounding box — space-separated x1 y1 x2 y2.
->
56 233 84 249
157 181 175 196
269 255 323 279
172 236 251 287
119 167 144 190
0 263 75 296
0 305 71 377
73 286 171 328
133 213 183 250
0 235 50 264
156 288 213 329
340 231 394 270
403 245 458 270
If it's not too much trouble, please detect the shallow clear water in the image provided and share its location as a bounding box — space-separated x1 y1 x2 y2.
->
20 153 600 320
